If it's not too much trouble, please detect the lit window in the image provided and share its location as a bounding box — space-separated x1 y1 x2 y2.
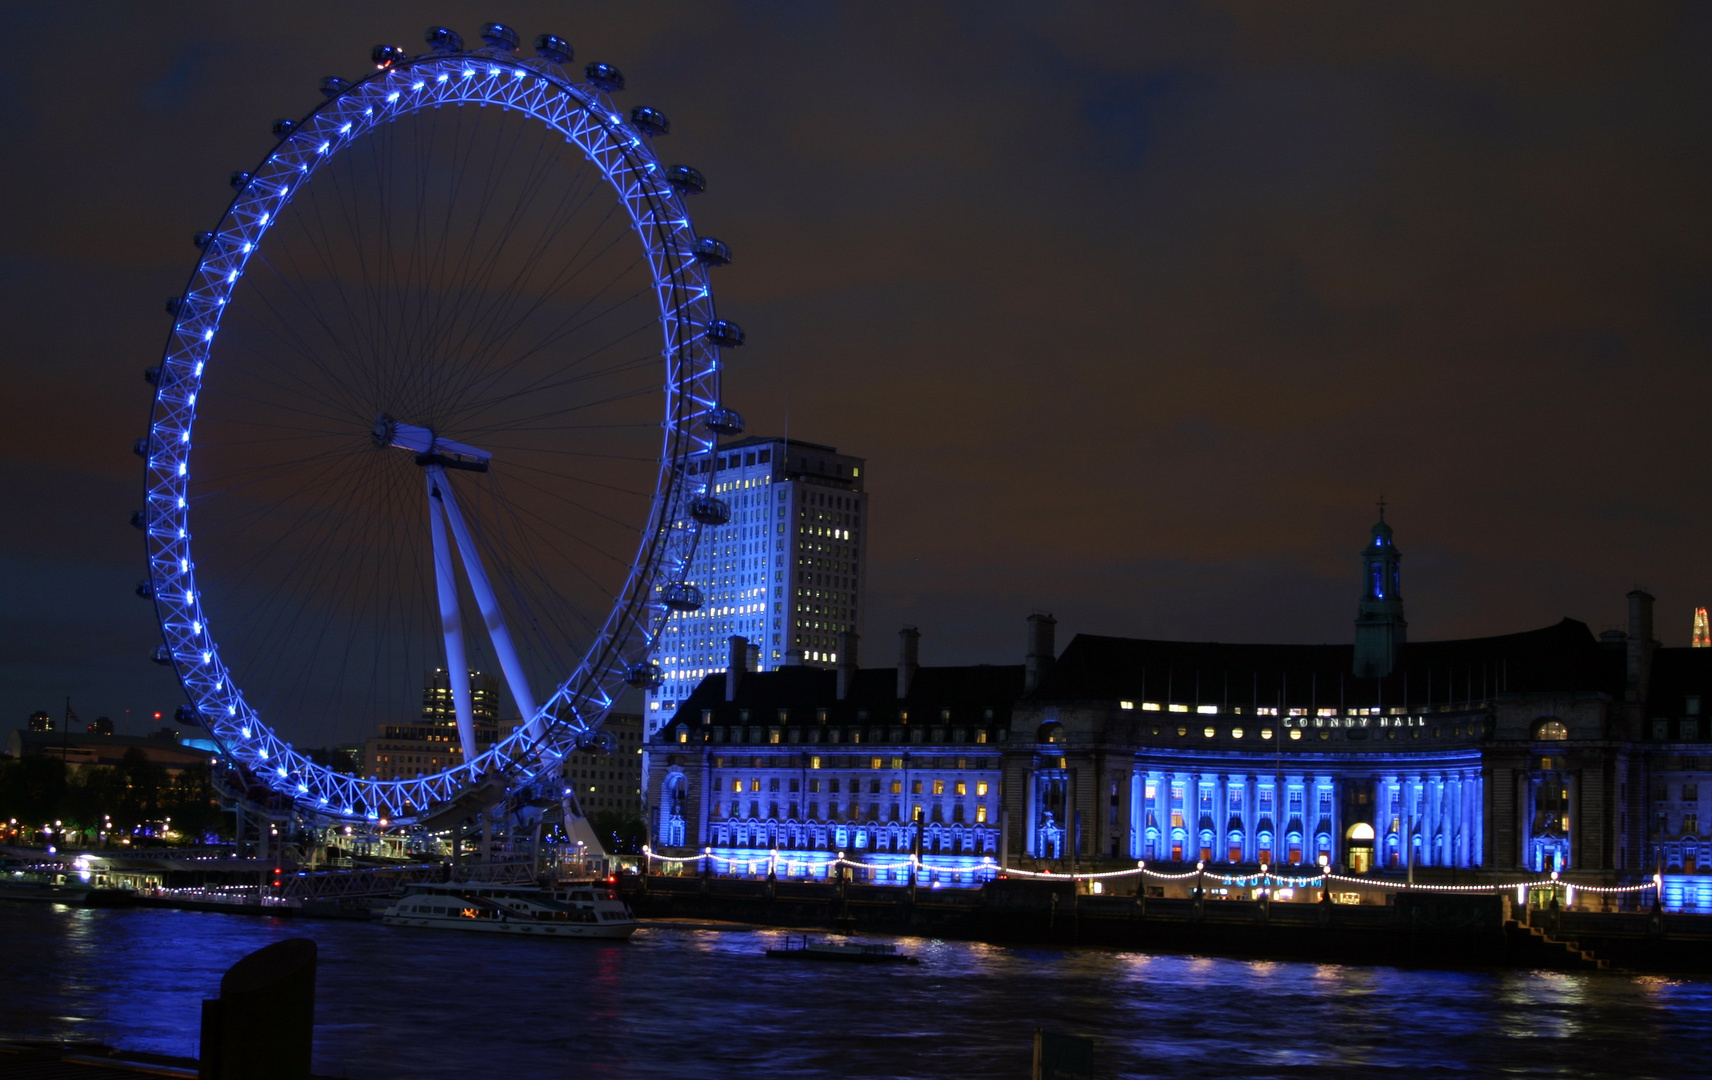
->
810 756 821 769
890 780 902 795
977 781 989 796
1169 704 1188 713
1289 730 1302 741
1231 728 1244 739
954 781 967 796
1141 702 1161 711
1119 700 1135 710
976 805 988 823
932 779 944 795
1197 705 1217 715
1203 728 1215 738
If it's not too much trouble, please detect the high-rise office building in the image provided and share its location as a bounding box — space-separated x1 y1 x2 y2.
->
365 668 505 781
646 436 867 735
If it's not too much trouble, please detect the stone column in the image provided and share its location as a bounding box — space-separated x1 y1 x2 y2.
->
1245 774 1259 863
1215 774 1229 864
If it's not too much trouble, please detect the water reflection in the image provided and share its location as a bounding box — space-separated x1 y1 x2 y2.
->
1 904 1710 1078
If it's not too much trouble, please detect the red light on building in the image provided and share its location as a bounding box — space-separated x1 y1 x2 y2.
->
1695 608 1710 648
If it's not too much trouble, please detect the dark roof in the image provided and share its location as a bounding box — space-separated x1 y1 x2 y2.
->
717 434 838 453
1030 618 1615 708
667 664 1026 727
7 730 213 765
1643 647 1712 717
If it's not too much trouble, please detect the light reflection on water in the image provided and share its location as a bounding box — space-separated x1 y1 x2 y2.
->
2 903 1711 1078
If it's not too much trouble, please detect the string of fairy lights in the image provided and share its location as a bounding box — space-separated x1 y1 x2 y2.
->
640 847 1660 896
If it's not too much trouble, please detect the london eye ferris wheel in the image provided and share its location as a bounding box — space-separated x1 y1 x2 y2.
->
136 23 743 825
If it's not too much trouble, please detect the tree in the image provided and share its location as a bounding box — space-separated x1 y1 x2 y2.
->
587 810 647 855
65 765 128 835
0 755 68 832
116 747 167 833
162 763 224 842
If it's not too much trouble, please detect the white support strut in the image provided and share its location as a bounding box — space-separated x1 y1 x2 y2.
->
429 465 541 737
428 472 477 762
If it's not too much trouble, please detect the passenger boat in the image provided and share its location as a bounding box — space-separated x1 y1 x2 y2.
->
380 881 637 939
765 935 919 964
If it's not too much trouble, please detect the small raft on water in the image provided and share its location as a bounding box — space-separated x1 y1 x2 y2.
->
765 935 919 965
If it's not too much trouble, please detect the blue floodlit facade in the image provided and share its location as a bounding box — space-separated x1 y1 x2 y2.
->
645 634 1014 887
649 516 1712 906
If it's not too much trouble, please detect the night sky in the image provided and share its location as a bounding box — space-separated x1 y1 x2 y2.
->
6 2 1712 736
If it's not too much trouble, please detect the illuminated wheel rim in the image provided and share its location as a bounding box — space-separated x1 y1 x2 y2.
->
142 40 728 823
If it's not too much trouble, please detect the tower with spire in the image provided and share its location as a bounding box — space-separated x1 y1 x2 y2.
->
1353 501 1406 678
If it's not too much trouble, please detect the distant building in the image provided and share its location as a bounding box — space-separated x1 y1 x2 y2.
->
563 711 644 817
1694 607 1709 648
646 628 1017 887
86 716 114 736
6 729 214 775
364 668 507 781
649 512 1712 907
27 711 52 733
647 437 867 738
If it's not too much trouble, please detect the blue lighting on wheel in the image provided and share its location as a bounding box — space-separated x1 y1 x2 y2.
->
144 45 726 827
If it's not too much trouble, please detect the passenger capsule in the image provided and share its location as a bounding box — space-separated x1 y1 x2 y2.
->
625 661 664 690
533 33 572 63
144 366 161 386
174 704 202 725
666 165 706 194
151 645 174 666
229 171 251 190
165 297 184 315
631 106 669 136
271 118 296 137
133 436 151 458
693 237 732 267
584 62 624 91
130 510 148 530
662 582 704 611
193 231 217 250
425 25 464 53
707 319 745 348
320 76 350 98
690 496 731 526
371 43 409 68
705 408 745 436
135 580 154 599
479 22 519 51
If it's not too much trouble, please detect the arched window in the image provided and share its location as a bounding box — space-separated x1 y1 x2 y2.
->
1533 719 1569 741
659 774 687 848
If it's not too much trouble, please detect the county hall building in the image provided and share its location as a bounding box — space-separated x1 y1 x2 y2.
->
645 514 1712 908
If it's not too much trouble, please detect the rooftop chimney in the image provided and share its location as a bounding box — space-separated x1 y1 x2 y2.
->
897 627 920 699
1627 588 1655 704
1024 613 1057 694
837 631 860 700
783 649 806 667
725 634 749 702
747 642 761 673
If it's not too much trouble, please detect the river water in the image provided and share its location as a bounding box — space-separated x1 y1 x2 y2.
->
3 903 1711 1078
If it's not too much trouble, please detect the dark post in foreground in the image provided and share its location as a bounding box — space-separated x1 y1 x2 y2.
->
199 938 317 1080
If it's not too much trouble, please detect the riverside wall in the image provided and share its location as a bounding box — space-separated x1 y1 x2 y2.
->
622 875 1712 975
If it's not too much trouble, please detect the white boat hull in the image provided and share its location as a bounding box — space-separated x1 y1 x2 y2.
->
381 913 636 939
